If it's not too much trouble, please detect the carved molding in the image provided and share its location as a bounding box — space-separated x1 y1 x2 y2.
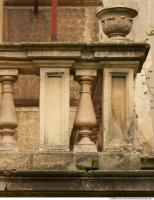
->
0 43 149 75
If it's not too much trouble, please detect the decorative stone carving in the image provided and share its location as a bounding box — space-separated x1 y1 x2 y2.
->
0 69 18 151
97 7 138 40
73 69 97 152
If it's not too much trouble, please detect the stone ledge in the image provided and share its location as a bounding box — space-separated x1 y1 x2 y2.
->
0 42 149 75
0 170 154 196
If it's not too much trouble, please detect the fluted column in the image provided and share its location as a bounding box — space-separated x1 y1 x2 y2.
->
0 69 18 151
73 69 97 152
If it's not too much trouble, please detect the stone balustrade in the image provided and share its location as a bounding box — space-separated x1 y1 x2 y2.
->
0 42 149 170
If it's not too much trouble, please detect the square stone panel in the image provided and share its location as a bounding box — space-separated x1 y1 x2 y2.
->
16 107 40 153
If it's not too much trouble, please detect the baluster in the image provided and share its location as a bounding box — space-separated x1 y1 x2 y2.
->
0 69 18 151
73 69 97 152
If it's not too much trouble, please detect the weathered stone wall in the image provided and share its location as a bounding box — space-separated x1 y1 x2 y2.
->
4 7 99 42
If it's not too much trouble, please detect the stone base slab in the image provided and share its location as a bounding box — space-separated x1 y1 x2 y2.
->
98 152 141 170
0 152 143 171
32 152 76 171
0 153 33 170
0 152 76 171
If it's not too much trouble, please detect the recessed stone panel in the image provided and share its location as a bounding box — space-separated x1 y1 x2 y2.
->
40 68 70 151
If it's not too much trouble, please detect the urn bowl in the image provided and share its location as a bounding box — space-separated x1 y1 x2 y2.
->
97 7 138 39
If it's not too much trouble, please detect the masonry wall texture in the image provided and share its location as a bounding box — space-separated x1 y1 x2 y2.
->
4 7 99 42
2 0 154 156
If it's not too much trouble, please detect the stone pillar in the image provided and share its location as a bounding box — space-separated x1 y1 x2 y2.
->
40 68 70 152
96 0 141 171
98 63 141 170
0 0 4 42
103 66 135 151
73 69 97 152
0 69 18 151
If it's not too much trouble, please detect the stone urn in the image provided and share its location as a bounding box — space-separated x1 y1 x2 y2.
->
96 6 138 40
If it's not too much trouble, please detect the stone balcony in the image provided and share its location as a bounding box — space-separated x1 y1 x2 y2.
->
0 0 154 196
0 42 149 172
0 38 152 196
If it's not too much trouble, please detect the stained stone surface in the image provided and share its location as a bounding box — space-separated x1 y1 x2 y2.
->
32 153 76 170
14 75 39 100
76 153 98 169
16 108 39 153
0 153 33 170
16 107 77 154
0 151 145 171
4 7 99 43
98 152 141 170
0 152 76 171
70 75 80 106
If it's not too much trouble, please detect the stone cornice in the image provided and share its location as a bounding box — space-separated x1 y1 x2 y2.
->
0 42 150 74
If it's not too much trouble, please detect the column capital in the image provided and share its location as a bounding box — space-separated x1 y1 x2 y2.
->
76 69 97 77
0 69 18 76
